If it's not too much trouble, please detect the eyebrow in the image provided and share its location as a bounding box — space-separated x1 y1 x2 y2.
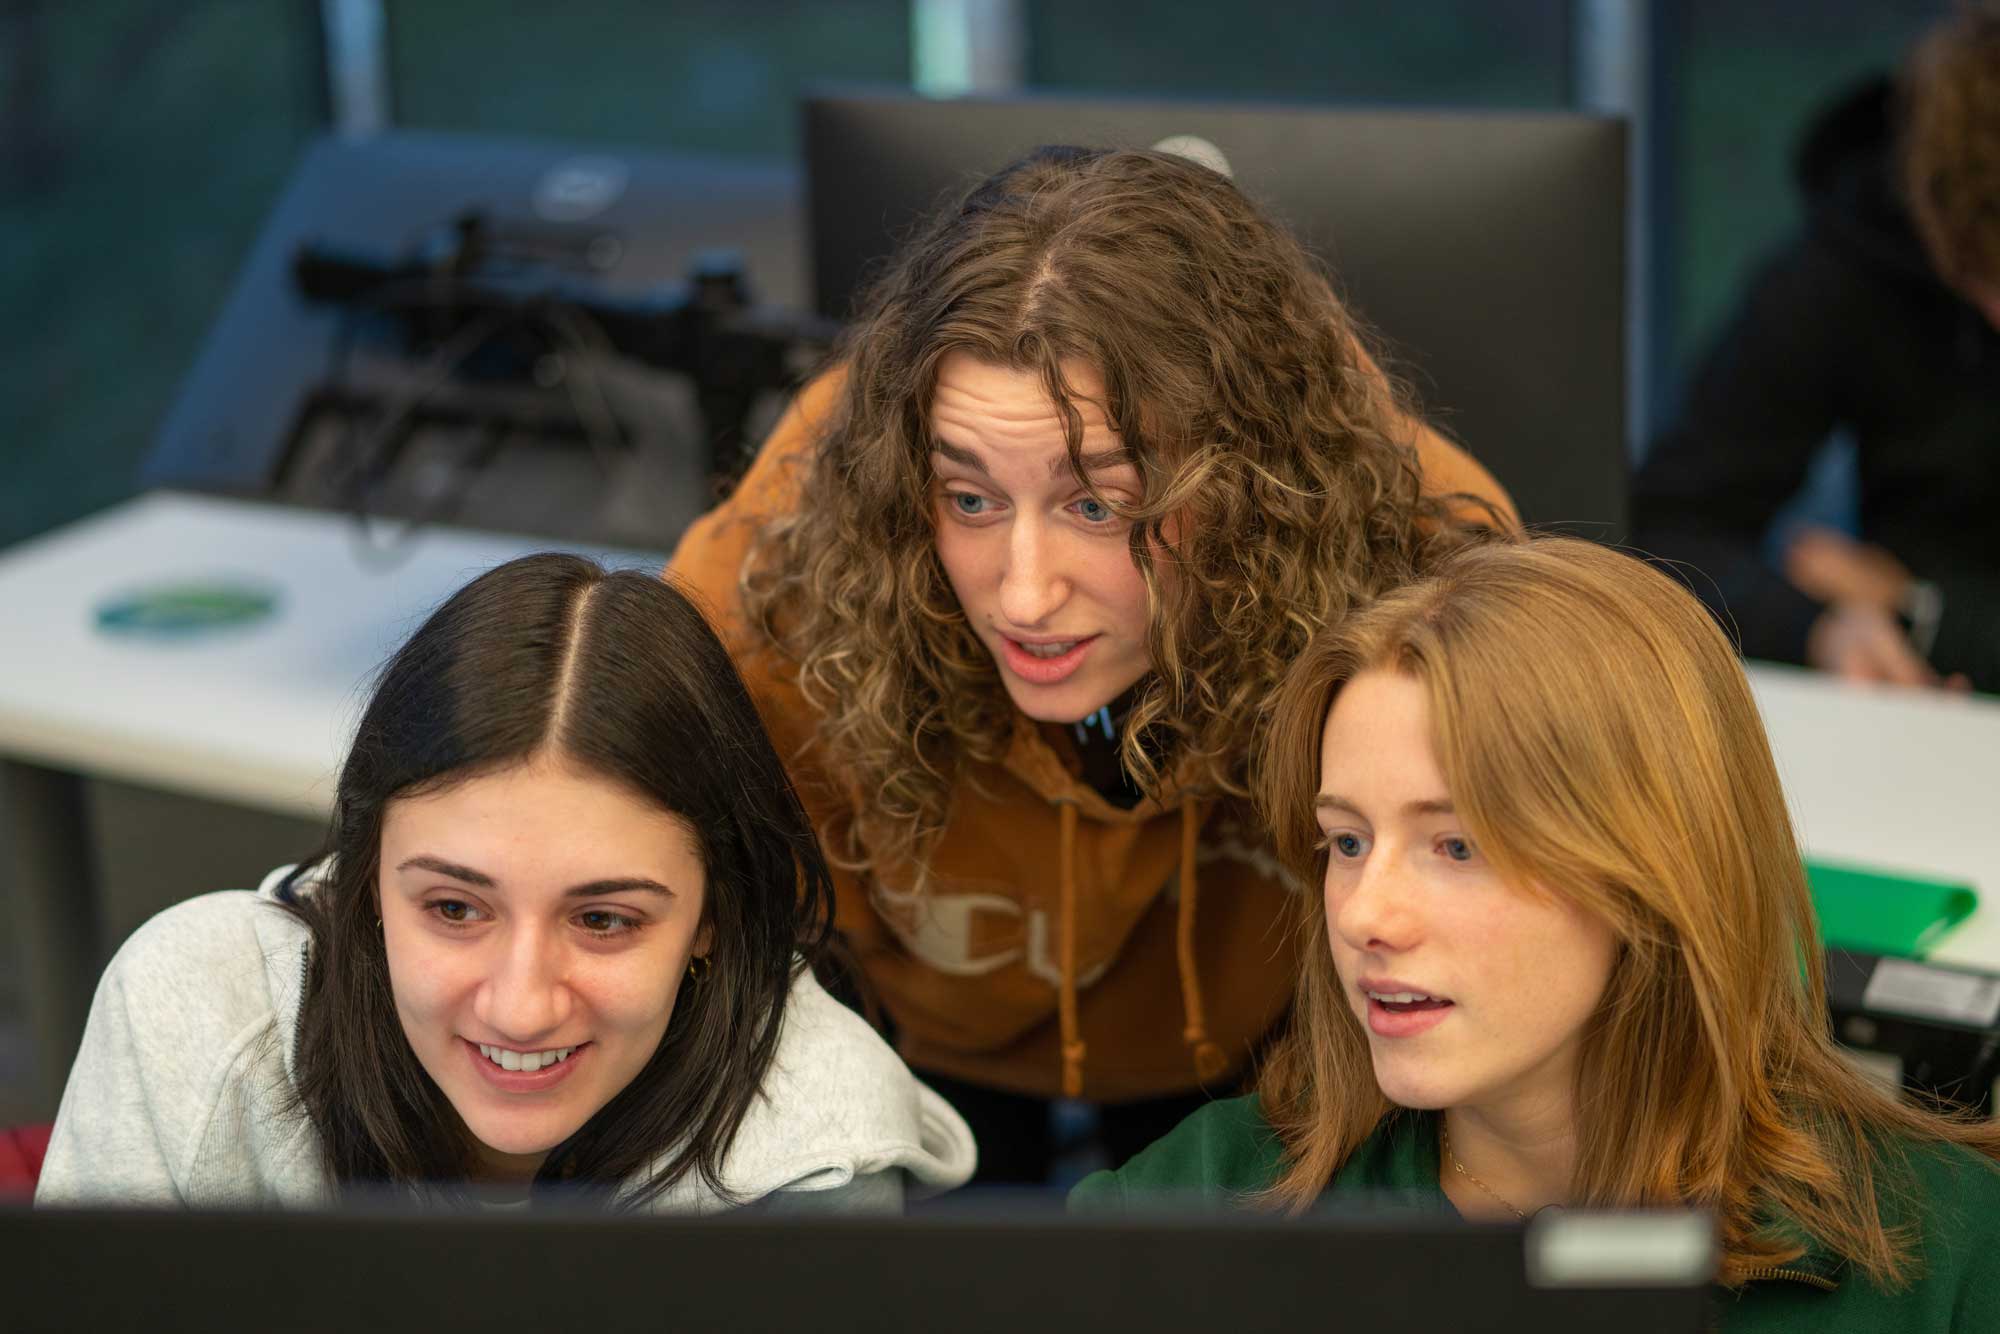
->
1313 795 1456 819
929 437 1137 480
395 855 674 898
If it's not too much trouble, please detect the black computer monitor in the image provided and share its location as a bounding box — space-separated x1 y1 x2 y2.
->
804 91 1626 539
10 1204 1714 1333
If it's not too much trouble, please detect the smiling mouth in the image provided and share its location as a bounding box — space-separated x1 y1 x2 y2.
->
475 1042 582 1073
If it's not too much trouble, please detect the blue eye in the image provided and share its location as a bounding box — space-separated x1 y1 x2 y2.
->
1440 837 1475 862
949 492 990 517
1333 833 1364 858
1074 498 1114 523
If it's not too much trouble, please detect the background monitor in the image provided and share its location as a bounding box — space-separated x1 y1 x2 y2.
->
805 91 1627 540
141 133 812 548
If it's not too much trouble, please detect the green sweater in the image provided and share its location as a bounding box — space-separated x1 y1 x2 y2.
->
1070 1095 2000 1333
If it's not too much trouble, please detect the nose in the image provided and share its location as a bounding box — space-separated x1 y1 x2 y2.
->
997 515 1071 629
476 923 572 1041
1331 847 1422 955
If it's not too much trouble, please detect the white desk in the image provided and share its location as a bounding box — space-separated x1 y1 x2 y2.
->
1746 663 2000 970
0 491 662 817
0 491 663 1104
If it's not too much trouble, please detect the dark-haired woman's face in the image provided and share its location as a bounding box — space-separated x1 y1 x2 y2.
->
377 754 710 1181
929 351 1155 722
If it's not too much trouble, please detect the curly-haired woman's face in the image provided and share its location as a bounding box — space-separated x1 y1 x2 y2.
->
929 351 1155 722
378 753 710 1182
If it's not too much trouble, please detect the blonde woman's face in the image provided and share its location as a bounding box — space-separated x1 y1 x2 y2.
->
378 754 710 1181
929 351 1154 723
1315 670 1617 1125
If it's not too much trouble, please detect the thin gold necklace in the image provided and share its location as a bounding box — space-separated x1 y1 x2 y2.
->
1440 1120 1526 1221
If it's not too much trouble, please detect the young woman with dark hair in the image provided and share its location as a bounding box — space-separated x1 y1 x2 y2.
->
36 553 974 1209
671 144 1514 1179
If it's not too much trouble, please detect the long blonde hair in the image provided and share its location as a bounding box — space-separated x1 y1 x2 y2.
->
1255 536 2000 1287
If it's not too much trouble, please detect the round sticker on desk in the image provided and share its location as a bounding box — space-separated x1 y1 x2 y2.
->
93 580 280 640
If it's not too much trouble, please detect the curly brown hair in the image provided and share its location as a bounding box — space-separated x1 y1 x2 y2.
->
746 145 1484 871
1903 4 2000 289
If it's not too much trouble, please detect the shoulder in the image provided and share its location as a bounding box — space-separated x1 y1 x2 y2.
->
665 366 846 614
1412 425 1518 532
39 889 315 1205
101 889 303 1033
1887 1135 2000 1247
715 964 976 1206
1069 1094 1282 1210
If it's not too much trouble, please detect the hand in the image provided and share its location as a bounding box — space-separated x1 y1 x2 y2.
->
1783 525 1912 610
1806 602 1968 689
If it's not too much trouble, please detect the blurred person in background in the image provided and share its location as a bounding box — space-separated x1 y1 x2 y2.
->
1633 3 2000 691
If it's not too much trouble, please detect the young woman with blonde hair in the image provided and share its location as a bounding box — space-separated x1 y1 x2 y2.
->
1073 537 2000 1328
669 144 1512 1178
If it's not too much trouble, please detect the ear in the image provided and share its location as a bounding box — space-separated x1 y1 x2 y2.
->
692 921 715 960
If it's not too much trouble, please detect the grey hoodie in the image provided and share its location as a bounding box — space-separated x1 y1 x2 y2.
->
36 866 976 1210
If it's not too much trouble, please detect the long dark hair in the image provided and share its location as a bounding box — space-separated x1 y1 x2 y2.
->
283 553 834 1206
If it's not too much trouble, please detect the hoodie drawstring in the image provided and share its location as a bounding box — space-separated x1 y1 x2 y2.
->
1175 797 1228 1083
1057 799 1086 1098
1054 794 1227 1099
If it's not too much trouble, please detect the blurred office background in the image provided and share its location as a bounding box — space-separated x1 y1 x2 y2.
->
0 0 1957 1120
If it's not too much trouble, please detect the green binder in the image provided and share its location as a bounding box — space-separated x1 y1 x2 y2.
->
1806 860 1979 958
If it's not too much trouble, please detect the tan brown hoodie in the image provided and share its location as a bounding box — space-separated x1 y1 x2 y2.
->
667 369 1513 1103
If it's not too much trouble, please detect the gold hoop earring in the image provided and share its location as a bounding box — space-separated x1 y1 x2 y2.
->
687 954 710 981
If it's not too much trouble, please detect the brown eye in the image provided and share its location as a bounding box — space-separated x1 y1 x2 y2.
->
577 910 641 937
427 899 484 925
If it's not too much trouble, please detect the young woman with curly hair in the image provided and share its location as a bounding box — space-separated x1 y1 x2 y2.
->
1073 537 2000 1330
668 145 1513 1180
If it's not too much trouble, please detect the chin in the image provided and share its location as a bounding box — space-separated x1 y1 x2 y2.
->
462 1110 580 1158
1367 1054 1462 1111
1004 681 1111 725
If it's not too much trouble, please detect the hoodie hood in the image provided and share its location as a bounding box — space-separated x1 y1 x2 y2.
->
1796 75 1947 290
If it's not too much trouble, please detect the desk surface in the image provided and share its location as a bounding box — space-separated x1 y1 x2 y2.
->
0 491 663 819
1745 663 2000 970
4 493 1997 968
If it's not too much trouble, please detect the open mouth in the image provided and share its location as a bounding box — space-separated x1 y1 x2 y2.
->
999 634 1097 684
1364 989 1453 1015
1360 984 1455 1037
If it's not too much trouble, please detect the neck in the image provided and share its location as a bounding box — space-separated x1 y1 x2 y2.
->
1439 1093 1578 1220
471 1141 548 1188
